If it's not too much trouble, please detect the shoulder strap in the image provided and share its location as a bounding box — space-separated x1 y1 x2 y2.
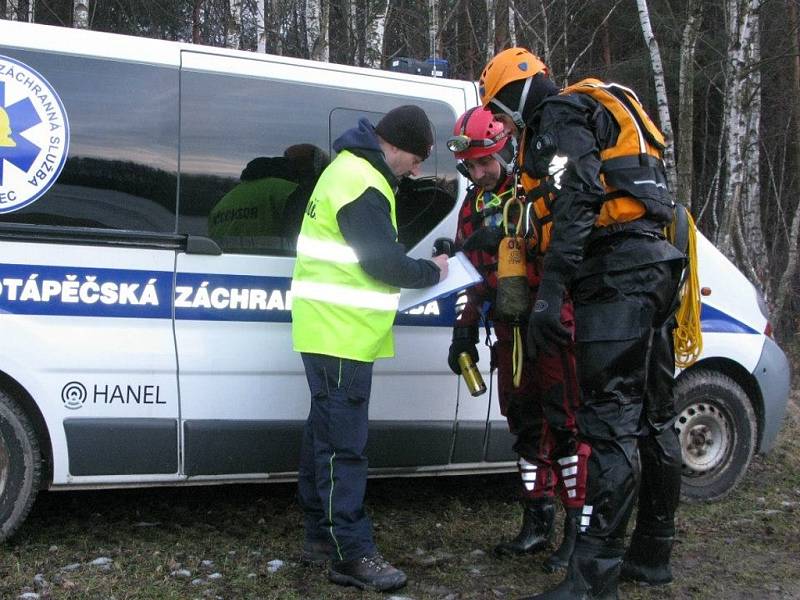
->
562 79 665 153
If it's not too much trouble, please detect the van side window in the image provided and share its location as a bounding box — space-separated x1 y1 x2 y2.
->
0 50 178 232
178 70 458 255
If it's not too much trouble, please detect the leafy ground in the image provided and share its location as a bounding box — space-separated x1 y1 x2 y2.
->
2 396 799 599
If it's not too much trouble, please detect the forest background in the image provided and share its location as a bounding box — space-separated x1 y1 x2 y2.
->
3 0 798 344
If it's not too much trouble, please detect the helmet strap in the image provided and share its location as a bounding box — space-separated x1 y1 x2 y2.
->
491 76 532 131
491 152 512 175
514 77 533 129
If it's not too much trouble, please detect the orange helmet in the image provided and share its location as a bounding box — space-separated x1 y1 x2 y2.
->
479 48 548 129
447 107 510 161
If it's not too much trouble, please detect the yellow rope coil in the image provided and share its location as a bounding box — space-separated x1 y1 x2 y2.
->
668 208 703 368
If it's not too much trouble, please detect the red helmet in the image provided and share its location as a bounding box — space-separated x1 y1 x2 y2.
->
447 107 510 161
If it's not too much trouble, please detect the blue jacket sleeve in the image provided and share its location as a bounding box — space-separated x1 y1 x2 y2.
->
337 188 441 289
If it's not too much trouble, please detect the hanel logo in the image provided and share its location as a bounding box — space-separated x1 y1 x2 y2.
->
0 55 70 213
61 381 165 409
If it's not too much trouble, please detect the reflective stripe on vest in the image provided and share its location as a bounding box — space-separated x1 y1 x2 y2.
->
291 280 400 311
291 150 399 362
296 233 359 263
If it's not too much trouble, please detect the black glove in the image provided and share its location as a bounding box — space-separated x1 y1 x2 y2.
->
448 326 479 374
433 237 456 257
462 226 504 253
527 278 570 359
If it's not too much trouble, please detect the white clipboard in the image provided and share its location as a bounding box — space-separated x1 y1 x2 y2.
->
398 252 483 312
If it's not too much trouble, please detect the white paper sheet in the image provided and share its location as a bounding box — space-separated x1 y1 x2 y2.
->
398 252 483 312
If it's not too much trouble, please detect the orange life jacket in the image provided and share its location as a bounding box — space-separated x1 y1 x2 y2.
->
521 78 674 253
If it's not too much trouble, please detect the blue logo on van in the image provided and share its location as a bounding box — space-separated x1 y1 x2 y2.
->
0 55 70 213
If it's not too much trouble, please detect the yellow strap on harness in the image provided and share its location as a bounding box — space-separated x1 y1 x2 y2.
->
501 196 526 387
667 207 702 368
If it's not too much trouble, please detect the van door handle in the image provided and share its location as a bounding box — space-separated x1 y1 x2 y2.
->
185 235 222 256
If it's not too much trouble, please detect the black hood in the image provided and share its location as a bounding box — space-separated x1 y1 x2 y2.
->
333 118 398 187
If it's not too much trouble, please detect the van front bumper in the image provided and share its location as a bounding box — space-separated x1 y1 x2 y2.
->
754 335 791 453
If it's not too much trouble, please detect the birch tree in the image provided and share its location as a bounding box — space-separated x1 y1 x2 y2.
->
227 0 242 49
635 0 677 195
507 0 516 46
73 0 88 28
364 0 390 67
676 0 701 210
306 0 328 61
715 0 764 289
485 0 496 63
256 0 266 52
738 5 768 290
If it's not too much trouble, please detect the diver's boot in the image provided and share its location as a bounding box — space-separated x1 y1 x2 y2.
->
495 498 555 556
620 532 674 585
542 507 579 573
519 537 622 600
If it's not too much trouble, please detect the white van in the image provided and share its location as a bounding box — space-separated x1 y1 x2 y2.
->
0 22 790 541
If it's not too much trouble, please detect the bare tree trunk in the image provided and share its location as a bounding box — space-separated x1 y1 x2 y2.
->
540 1 552 67
192 0 203 44
635 0 677 195
342 0 355 63
738 7 768 292
716 0 761 275
7 0 19 20
562 0 568 79
72 0 88 28
485 0 496 63
361 0 389 67
677 0 701 210
429 0 437 62
773 0 800 325
306 0 328 61
507 0 516 46
256 0 266 52
26 0 32 22
227 0 242 49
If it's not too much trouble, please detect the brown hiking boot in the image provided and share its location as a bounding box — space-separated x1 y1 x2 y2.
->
329 553 407 591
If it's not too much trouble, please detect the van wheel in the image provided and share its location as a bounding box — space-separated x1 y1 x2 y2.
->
674 370 756 503
0 390 41 542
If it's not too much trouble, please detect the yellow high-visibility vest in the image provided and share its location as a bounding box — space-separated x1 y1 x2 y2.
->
291 150 400 362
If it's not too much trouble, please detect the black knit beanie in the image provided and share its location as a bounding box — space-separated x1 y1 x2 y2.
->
375 105 434 159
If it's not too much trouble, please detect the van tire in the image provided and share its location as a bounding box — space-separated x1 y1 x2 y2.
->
674 370 756 503
0 390 41 542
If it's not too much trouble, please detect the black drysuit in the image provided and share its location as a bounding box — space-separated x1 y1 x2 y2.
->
521 90 686 574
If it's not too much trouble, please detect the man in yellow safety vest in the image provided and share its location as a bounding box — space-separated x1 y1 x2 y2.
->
291 105 449 592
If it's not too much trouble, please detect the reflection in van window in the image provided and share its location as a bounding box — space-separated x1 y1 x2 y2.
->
0 50 178 232
207 146 330 255
178 69 458 255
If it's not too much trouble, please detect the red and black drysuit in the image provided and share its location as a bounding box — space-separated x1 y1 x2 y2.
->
452 177 587 509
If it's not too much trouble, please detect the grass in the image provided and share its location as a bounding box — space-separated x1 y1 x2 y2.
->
2 396 798 599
